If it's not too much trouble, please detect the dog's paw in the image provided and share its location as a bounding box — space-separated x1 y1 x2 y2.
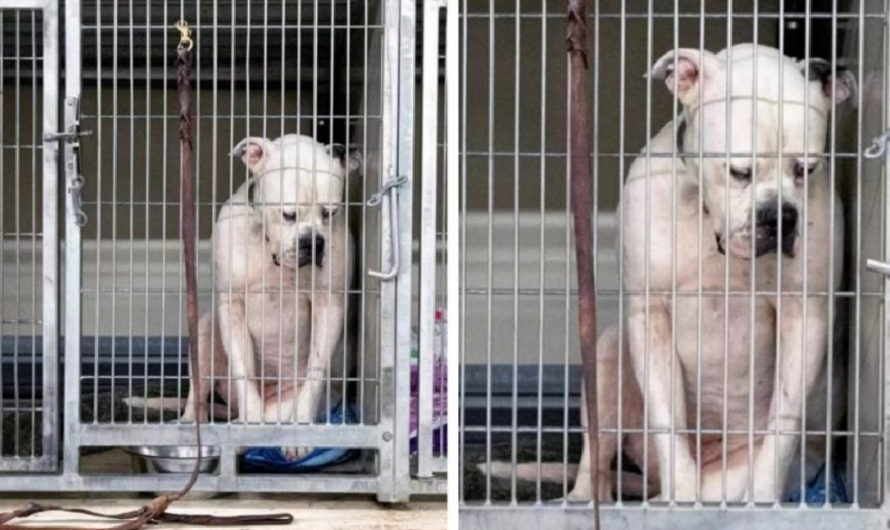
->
179 409 205 424
565 485 592 503
653 481 698 504
237 407 265 424
567 472 614 503
281 446 313 461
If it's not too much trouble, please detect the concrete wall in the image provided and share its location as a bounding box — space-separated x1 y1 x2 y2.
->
461 0 779 213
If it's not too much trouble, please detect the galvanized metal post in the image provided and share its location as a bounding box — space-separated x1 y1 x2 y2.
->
376 0 405 502
40 0 60 472
393 0 416 501
61 0 82 479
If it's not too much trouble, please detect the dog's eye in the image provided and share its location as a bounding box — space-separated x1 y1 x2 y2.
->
793 162 817 179
321 206 337 221
729 166 752 181
282 211 297 223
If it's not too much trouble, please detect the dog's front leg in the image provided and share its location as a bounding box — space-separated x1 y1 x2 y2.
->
287 294 345 459
751 298 828 503
627 305 696 502
218 298 264 423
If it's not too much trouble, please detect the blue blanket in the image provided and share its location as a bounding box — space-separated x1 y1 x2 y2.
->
241 401 358 473
783 463 847 504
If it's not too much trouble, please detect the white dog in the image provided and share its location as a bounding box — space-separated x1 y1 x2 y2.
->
568 44 856 503
484 44 856 503
129 134 360 460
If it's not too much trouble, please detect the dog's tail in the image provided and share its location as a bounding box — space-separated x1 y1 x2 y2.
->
479 460 579 484
123 396 187 413
123 396 232 419
479 460 651 500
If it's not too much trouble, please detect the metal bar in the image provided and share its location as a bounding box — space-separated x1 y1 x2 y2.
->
722 3 733 503
460 12 881 20
774 0 786 506
694 0 705 503
417 0 441 479
458 0 468 505
536 0 549 504
459 508 888 530
40 0 59 469
61 0 82 477
852 0 867 506
510 0 520 504
882 0 890 510
824 0 839 507
0 474 387 494
76 423 380 448
485 0 494 505
615 0 627 505
375 0 401 503
747 4 760 505
392 0 415 502
12 8 21 460
800 0 812 505
141 0 152 425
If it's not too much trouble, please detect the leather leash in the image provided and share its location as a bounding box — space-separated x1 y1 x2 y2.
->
567 2 601 529
0 21 293 529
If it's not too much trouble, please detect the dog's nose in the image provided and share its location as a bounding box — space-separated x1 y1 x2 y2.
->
297 235 326 268
755 201 798 257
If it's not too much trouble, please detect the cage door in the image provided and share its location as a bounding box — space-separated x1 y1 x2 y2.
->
0 0 60 472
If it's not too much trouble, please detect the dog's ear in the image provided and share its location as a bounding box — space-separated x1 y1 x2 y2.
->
327 143 363 174
650 48 722 106
797 58 857 106
231 137 277 175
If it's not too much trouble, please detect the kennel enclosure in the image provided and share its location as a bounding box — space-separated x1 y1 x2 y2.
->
0 0 450 501
459 1 890 528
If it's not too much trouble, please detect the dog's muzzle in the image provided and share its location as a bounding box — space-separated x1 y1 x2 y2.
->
297 235 325 268
755 201 798 258
714 202 798 259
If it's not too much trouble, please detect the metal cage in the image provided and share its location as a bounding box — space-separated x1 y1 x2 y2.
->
458 1 890 528
0 0 447 501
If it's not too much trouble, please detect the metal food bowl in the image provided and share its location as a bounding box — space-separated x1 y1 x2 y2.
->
127 445 221 474
126 445 225 499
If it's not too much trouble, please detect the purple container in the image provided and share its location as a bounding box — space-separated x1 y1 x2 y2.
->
409 355 448 456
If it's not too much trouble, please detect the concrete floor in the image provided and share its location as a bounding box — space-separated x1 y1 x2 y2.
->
1 450 445 529
0 496 446 529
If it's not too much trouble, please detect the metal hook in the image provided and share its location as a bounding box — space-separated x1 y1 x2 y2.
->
367 171 408 281
174 20 193 52
367 175 408 207
864 129 890 159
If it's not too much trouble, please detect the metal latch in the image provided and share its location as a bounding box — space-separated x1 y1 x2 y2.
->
44 97 93 143
48 97 91 227
367 171 409 281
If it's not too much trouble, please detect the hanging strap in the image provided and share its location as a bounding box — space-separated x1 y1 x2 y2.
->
567 2 601 530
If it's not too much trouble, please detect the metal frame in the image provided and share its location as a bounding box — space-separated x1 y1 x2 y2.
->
417 0 446 479
0 0 60 473
459 0 890 527
0 0 447 501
